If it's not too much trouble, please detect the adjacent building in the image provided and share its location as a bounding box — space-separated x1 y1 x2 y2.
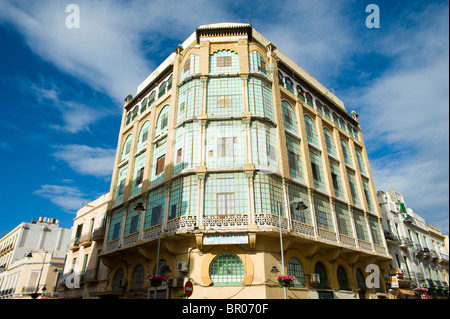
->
0 217 71 299
378 189 449 299
58 193 110 299
91 22 392 299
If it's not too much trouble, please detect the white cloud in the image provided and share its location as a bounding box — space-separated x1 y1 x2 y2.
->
52 144 116 177
0 0 228 103
346 3 449 232
33 184 89 213
28 78 109 133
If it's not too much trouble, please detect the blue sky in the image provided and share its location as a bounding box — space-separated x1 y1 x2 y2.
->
0 0 448 236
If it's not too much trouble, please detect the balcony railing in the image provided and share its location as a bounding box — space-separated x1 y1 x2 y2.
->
102 213 389 258
92 227 105 242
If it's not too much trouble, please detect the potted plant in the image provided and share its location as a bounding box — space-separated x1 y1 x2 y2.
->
176 290 187 299
276 275 295 287
146 274 167 287
414 287 428 294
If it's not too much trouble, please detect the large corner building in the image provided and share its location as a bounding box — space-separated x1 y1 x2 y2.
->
98 23 391 299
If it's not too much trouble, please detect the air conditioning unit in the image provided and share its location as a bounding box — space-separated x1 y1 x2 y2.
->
309 273 320 286
177 261 188 272
119 279 128 288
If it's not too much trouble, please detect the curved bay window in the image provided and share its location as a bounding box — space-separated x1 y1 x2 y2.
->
209 253 245 286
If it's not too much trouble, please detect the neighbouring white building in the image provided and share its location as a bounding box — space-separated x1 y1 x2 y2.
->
377 189 449 299
58 193 110 299
0 217 71 299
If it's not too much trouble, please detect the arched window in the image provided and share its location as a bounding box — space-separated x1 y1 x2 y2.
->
314 262 329 289
304 116 319 146
287 257 305 287
278 70 284 85
305 92 314 107
137 121 150 150
121 134 133 161
112 268 125 291
296 85 305 100
148 90 156 105
340 139 353 167
282 101 298 134
158 81 167 98
355 149 366 175
323 128 336 157
155 105 170 136
356 269 366 291
209 253 245 286
131 265 145 291
337 266 350 290
285 77 294 93
140 97 148 113
316 99 323 114
322 104 331 120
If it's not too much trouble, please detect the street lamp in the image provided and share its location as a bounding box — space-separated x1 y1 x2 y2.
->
134 200 165 300
26 251 47 299
276 199 307 299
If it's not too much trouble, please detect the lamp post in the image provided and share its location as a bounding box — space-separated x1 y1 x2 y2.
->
134 200 164 300
276 199 307 299
26 250 48 299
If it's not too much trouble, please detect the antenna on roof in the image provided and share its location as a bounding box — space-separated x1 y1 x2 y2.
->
249 11 254 25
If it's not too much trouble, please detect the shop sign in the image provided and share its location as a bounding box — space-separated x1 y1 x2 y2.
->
203 233 248 245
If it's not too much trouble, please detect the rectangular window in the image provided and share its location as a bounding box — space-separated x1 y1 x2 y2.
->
284 109 292 125
259 58 266 72
161 114 168 130
217 56 232 67
135 167 144 186
112 223 121 240
156 155 165 175
217 137 234 157
217 95 232 108
129 215 139 234
151 206 162 226
177 148 182 163
311 162 321 182
118 180 125 196
217 193 235 215
317 211 328 229
331 173 339 191
183 58 190 73
288 151 298 171
141 130 148 143
170 204 177 220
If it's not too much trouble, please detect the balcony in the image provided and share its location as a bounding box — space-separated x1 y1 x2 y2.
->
91 227 106 242
101 212 390 262
79 233 93 247
69 237 80 251
384 231 399 244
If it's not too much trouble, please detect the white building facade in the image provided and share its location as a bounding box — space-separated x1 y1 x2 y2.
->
378 189 449 299
0 217 71 299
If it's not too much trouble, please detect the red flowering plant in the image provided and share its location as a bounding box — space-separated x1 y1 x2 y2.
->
146 274 168 286
414 287 428 294
276 275 295 286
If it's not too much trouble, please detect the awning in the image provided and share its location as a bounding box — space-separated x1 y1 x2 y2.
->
397 289 416 296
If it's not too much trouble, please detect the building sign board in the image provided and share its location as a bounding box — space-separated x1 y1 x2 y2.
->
203 233 248 245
